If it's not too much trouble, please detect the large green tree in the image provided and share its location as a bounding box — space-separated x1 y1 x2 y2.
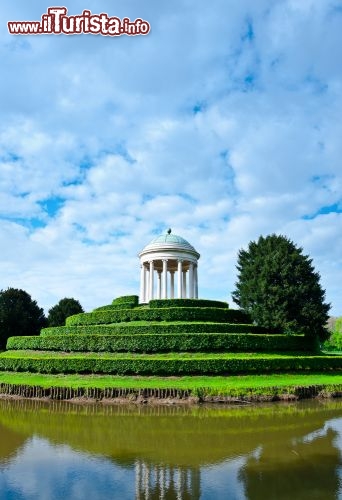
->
47 297 84 327
0 288 46 349
232 234 330 340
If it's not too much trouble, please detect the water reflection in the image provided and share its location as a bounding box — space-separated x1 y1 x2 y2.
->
0 436 135 500
239 426 341 500
0 399 341 499
134 462 200 499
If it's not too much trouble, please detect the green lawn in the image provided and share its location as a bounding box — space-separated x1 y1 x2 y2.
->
1 371 342 391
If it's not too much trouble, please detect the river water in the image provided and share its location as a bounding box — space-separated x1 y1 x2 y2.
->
0 398 341 499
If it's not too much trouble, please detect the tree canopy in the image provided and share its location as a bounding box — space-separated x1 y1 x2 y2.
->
47 297 84 327
0 288 46 349
232 234 330 340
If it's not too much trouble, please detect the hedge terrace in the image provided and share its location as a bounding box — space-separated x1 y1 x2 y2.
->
0 351 341 375
0 294 336 377
66 307 251 326
40 322 268 337
6 333 315 353
149 299 229 309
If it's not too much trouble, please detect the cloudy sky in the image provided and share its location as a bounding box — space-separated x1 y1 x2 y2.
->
1 0 342 314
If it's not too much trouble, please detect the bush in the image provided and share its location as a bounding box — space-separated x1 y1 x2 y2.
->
93 295 139 311
0 353 341 375
66 307 250 326
149 299 229 309
93 304 130 311
323 317 342 351
6 333 314 353
324 332 342 351
40 322 269 337
112 295 139 305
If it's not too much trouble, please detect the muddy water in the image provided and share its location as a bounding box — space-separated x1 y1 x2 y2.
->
0 398 341 499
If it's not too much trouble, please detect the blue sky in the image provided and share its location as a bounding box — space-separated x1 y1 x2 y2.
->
1 0 342 314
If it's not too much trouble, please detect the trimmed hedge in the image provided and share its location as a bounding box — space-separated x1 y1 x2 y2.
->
40 323 269 337
6 333 315 353
94 295 139 311
113 295 139 305
149 299 229 309
66 307 251 326
93 304 131 311
0 353 341 375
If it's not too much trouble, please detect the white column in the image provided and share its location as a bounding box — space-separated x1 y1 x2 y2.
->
162 259 168 299
170 271 175 299
139 264 145 302
145 268 150 302
182 270 187 298
160 467 165 500
188 262 194 299
177 260 183 298
157 271 162 299
149 260 154 300
135 460 142 499
175 467 181 500
194 265 198 298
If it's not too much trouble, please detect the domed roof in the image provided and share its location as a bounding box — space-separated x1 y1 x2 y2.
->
139 230 199 257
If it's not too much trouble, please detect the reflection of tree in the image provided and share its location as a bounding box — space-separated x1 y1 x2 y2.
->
2 399 342 469
239 427 341 500
135 461 200 500
0 423 27 463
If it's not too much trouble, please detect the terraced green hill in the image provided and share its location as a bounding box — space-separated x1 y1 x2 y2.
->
0 295 341 375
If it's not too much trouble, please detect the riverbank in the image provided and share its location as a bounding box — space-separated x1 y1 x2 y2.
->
0 371 342 404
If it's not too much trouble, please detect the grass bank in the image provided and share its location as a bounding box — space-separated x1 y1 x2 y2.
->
0 371 342 399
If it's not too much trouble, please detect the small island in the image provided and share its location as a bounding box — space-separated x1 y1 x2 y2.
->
0 231 341 403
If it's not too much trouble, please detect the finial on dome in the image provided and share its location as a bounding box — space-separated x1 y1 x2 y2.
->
167 228 172 235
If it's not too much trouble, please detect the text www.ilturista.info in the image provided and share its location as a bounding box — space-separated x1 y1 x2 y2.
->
8 7 150 36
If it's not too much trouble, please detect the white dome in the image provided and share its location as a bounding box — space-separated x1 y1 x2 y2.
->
140 232 199 256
